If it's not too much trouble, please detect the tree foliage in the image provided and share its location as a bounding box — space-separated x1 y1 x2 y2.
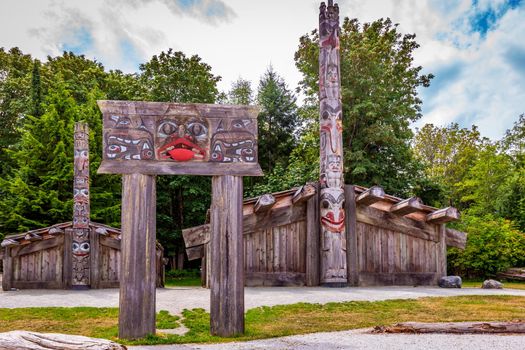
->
295 18 433 196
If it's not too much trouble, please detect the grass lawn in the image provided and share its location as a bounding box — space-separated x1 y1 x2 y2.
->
1 295 524 345
462 280 525 290
165 276 202 287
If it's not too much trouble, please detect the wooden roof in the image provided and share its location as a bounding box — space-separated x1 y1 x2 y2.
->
1 222 121 248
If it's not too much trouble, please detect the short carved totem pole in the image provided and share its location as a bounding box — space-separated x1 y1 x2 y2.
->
319 0 347 286
70 122 91 287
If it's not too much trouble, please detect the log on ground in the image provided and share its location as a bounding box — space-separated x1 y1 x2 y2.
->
372 321 525 334
0 331 126 350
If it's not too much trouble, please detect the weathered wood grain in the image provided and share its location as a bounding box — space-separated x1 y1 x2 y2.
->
210 175 244 337
292 183 317 205
253 194 276 213
355 186 385 206
90 229 100 289
0 330 126 350
445 227 467 249
98 161 263 177
426 207 460 224
2 247 12 291
346 185 358 286
10 236 64 257
305 183 320 286
119 173 157 340
374 321 525 334
389 197 423 216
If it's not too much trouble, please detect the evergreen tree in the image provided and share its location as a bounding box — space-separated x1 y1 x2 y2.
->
0 79 77 234
31 60 43 117
256 66 299 174
228 77 253 105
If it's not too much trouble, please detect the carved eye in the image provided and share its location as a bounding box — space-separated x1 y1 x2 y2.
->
321 200 330 209
108 144 126 153
115 116 131 127
158 121 178 136
80 243 90 252
188 122 207 137
72 243 79 251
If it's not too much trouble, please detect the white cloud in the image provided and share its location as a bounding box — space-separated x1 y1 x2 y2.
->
0 0 523 140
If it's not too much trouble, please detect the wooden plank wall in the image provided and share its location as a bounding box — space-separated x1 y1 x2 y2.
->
244 220 307 286
355 212 441 286
10 236 65 289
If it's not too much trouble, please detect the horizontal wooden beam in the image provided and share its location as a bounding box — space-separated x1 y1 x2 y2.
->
356 186 385 206
98 160 264 177
426 207 460 224
182 224 211 248
292 183 317 205
445 227 467 249
186 245 205 261
10 236 64 257
374 321 525 334
1 239 19 248
253 194 276 214
245 272 306 287
389 196 423 216
356 205 437 242
100 236 121 250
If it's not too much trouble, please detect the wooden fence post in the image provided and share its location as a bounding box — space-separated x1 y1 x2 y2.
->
306 182 320 286
2 248 12 291
345 185 359 286
210 175 244 337
119 173 157 340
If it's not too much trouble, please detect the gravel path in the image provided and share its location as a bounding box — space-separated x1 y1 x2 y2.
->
130 329 525 350
1 286 525 315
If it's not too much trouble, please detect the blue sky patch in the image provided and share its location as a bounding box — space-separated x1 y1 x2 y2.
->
62 27 93 54
119 39 143 72
469 0 522 37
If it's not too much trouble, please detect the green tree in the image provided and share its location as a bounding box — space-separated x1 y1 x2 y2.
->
0 80 77 234
137 49 222 262
256 66 299 174
139 49 220 103
413 123 489 206
0 47 34 175
295 18 433 196
228 77 253 105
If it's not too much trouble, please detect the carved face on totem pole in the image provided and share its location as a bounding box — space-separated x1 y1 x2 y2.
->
210 119 257 163
320 190 345 233
156 117 209 161
104 115 155 160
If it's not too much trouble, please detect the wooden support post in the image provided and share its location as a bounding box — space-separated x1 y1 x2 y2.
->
2 247 12 291
63 230 72 289
437 224 447 280
89 228 100 289
119 174 157 340
210 175 244 337
305 182 320 286
345 185 359 286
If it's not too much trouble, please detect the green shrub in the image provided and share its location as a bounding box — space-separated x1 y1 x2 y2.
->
448 214 525 278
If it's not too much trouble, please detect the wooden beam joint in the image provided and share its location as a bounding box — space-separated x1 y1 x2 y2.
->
355 186 385 206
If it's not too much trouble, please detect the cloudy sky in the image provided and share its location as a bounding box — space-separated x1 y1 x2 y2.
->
0 0 523 139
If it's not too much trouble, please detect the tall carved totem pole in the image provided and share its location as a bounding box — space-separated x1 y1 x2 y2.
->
71 122 91 287
319 0 347 285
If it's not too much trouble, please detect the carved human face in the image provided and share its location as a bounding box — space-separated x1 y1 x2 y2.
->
156 117 209 161
320 190 345 233
72 241 90 256
210 119 256 163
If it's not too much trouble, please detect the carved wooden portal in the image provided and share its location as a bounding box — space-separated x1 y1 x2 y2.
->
97 101 261 340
